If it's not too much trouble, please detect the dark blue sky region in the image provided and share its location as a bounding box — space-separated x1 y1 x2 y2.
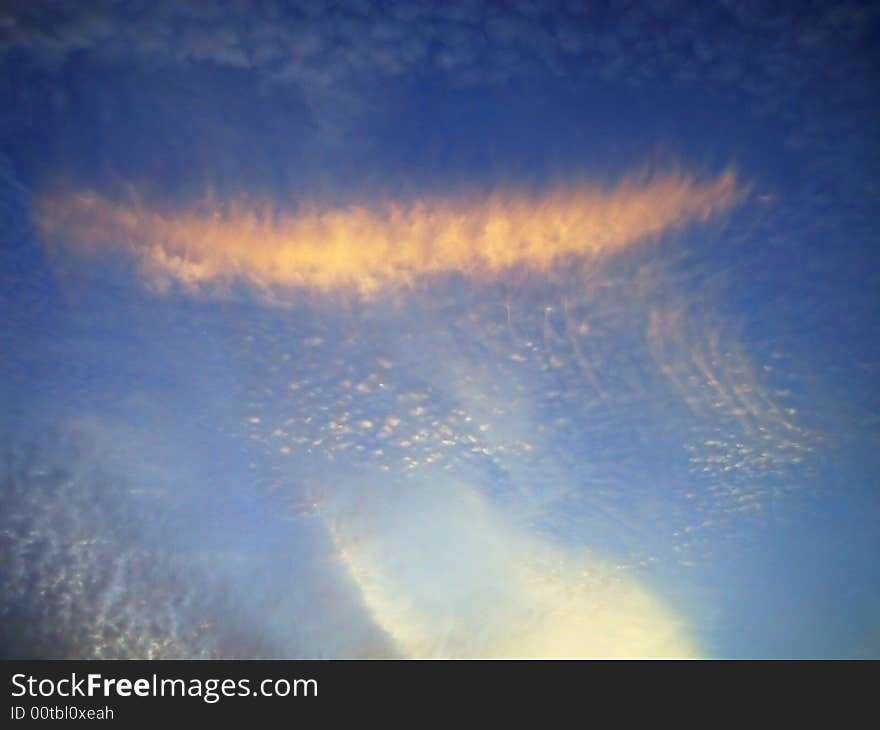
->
1 1 879 658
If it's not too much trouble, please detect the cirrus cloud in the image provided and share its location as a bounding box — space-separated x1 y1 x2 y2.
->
35 168 745 298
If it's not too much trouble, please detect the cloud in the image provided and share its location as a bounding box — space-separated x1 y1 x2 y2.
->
0 420 398 659
4 1 875 198
0 428 271 658
319 468 696 658
34 168 744 298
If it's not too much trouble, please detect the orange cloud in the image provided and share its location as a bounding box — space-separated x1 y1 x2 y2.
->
35 169 745 297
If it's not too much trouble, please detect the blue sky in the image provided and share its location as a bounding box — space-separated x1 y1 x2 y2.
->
1 0 879 658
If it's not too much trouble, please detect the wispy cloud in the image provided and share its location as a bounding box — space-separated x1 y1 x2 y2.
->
320 468 696 658
35 169 744 298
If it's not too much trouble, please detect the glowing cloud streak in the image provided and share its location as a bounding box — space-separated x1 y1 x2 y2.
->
36 170 744 297
319 473 696 658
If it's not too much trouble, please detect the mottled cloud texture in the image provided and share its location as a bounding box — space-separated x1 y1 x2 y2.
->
36 169 743 297
5 0 873 660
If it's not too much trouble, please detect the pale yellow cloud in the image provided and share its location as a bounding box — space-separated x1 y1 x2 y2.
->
320 473 696 658
35 169 745 297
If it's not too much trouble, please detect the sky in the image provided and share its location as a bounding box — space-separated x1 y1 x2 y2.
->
1 0 879 658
